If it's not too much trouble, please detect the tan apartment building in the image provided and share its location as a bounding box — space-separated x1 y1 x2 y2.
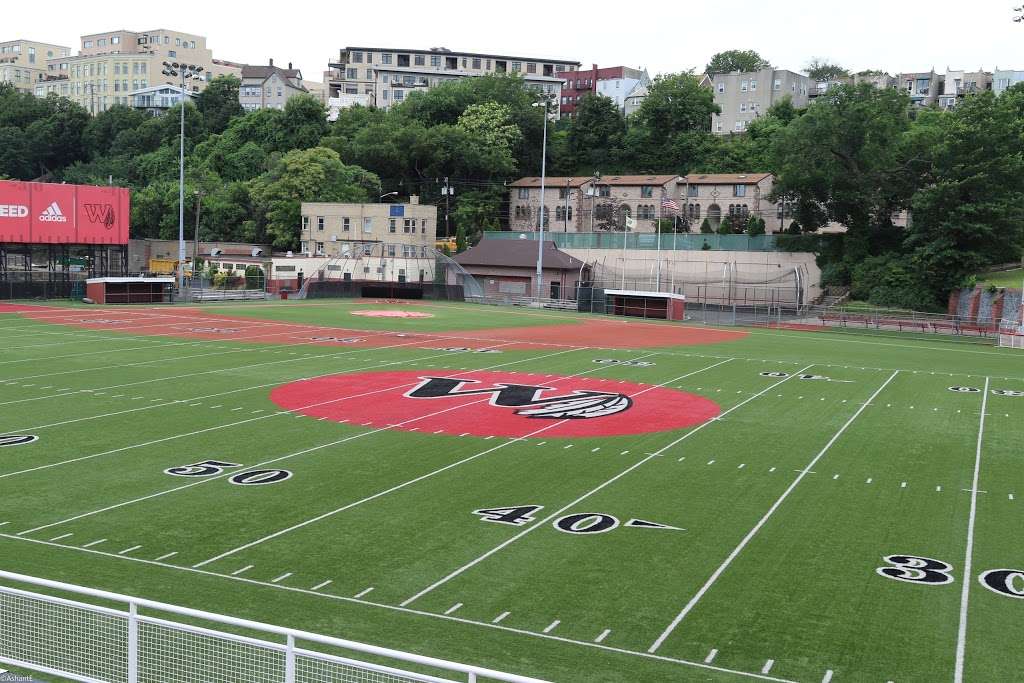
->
938 68 992 109
509 175 681 233
326 46 578 114
705 68 812 134
896 70 942 108
240 60 307 111
681 173 781 231
37 29 240 113
299 198 437 258
0 40 71 94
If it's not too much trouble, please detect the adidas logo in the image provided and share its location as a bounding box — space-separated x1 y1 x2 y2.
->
38 201 68 223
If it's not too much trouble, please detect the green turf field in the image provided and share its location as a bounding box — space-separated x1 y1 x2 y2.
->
0 300 1022 682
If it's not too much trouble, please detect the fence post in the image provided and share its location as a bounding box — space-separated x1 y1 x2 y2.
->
128 601 138 683
468 673 477 683
285 634 296 683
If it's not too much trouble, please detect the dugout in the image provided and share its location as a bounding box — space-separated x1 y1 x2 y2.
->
603 289 686 321
86 277 174 304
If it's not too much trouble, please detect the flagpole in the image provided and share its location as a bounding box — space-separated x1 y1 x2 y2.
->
656 189 663 292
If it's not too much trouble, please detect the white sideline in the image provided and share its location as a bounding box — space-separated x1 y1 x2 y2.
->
189 352 672 568
647 370 900 654
397 360 803 608
954 376 990 683
0 342 564 481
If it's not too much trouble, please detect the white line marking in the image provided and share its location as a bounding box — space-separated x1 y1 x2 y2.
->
900 481 907 488
937 485 943 492
762 660 774 674
705 649 718 663
492 611 510 624
82 538 107 548
271 572 292 584
866 478 873 484
118 545 142 555
1 524 793 682
231 565 254 576
955 376 989 683
400 363 807 608
822 670 833 683
595 629 611 643
769 467 776 472
49 533 73 541
354 587 375 599
543 620 560 633
311 580 333 591
649 370 899 653
154 552 178 562
444 602 462 615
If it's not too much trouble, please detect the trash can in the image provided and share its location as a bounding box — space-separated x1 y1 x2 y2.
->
281 291 289 300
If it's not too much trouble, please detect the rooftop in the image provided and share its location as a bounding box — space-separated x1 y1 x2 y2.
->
683 173 772 185
453 237 584 270
342 46 579 66
510 175 679 188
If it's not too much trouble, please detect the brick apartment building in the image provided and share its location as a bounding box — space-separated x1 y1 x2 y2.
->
559 64 649 117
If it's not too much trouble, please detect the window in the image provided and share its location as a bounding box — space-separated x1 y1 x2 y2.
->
518 187 530 199
342 217 350 232
527 63 536 74
387 244 396 257
382 90 389 101
511 62 521 73
389 219 396 233
403 75 414 86
597 185 611 197
734 121 744 132
637 205 655 220
175 38 181 46
394 90 404 101
717 82 724 93
733 185 746 197
421 220 427 234
381 53 392 64
430 55 440 67
773 79 781 91
114 63 120 75
472 58 481 69
84 41 94 48
414 54 424 65
346 68 357 79
112 36 120 45
363 217 373 233
302 216 309 231
740 80 748 92
555 206 573 221
362 244 372 256
316 242 325 254
98 39 107 47
168 50 176 58
739 103 746 112
687 185 699 197
397 54 410 67
403 218 412 233
352 51 363 63
317 216 325 231
750 80 757 91
687 203 701 219
536 206 550 227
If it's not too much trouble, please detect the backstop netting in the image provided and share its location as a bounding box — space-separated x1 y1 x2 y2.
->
999 318 1024 349
587 256 808 308
294 244 482 301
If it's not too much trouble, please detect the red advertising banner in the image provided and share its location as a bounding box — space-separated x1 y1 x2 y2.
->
0 180 31 243
0 180 130 245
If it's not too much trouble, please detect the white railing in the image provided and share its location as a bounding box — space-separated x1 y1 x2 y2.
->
0 571 549 683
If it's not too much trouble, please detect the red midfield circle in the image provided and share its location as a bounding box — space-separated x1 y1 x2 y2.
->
269 370 720 438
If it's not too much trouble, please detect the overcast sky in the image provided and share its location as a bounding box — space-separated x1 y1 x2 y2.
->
11 0 1024 79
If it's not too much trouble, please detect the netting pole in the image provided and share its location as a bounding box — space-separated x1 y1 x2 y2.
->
128 602 138 683
285 634 296 683
468 674 477 683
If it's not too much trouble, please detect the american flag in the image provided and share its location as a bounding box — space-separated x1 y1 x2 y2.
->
660 197 680 213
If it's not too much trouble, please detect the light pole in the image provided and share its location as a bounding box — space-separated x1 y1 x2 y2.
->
378 191 398 203
531 96 553 302
162 61 204 292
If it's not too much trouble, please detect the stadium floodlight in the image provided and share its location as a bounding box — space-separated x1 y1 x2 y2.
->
530 95 555 304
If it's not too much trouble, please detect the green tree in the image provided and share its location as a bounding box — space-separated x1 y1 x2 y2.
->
705 50 770 75
278 95 329 151
455 224 468 253
700 217 713 233
629 73 719 172
82 105 147 159
562 94 626 174
249 147 379 249
805 59 849 81
196 75 244 134
456 102 522 158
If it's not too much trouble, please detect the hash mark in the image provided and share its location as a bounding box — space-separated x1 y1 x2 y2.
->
595 629 611 643
118 545 142 555
492 611 510 624
49 533 73 541
543 620 560 633
704 648 718 664
866 478 873 484
154 552 178 562
354 587 374 599
82 539 107 548
444 603 462 615
822 670 834 683
762 660 775 674
231 565 254 576
271 572 292 584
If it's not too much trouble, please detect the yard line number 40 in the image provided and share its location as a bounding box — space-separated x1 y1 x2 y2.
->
878 554 1024 599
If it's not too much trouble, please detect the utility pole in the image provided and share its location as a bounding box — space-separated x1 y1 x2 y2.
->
192 189 204 282
564 178 570 232
441 177 453 237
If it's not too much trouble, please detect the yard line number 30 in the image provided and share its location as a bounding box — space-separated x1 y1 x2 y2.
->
878 554 1024 600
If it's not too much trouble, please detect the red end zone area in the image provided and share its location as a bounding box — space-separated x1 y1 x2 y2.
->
14 306 747 349
270 370 722 438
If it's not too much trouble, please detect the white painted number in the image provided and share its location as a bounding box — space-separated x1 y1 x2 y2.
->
948 386 981 393
760 372 789 378
0 434 38 447
554 513 620 534
473 505 543 526
991 389 1024 397
228 469 292 485
877 555 954 585
979 569 1024 599
164 460 241 477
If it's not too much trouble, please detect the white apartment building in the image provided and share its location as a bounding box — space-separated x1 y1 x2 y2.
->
326 46 578 114
300 198 437 258
0 40 71 94
705 68 812 134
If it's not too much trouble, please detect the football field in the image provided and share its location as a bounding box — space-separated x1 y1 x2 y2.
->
0 299 1022 682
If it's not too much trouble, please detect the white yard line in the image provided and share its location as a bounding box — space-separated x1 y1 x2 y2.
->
0 343 550 481
0 531 796 683
647 370 899 654
399 364 807 608
191 356 724 570
954 376 990 683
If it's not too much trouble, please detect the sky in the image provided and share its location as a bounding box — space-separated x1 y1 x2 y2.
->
10 0 1024 79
